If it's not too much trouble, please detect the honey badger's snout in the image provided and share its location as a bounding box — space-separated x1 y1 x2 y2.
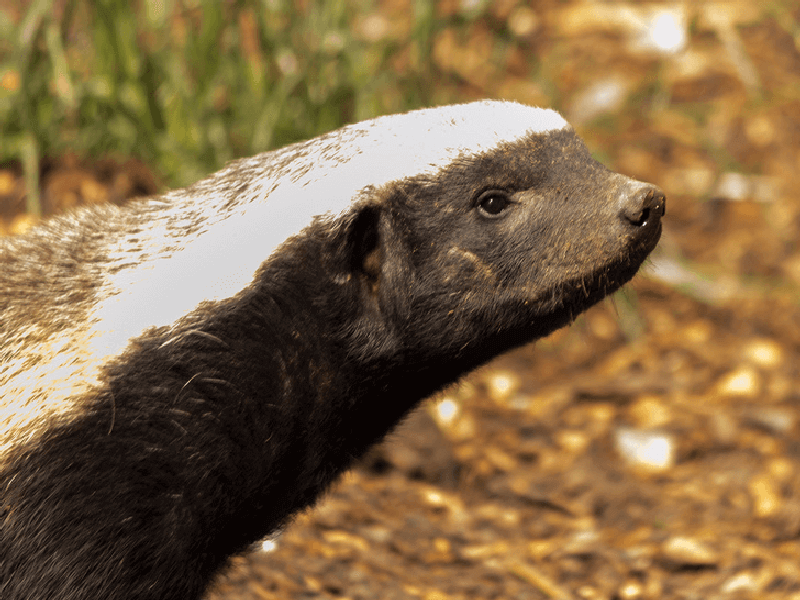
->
619 182 666 229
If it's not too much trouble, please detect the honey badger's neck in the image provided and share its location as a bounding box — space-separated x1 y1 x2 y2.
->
0 101 664 600
0 217 410 600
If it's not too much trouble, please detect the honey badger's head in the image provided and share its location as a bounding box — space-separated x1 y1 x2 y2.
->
260 100 666 370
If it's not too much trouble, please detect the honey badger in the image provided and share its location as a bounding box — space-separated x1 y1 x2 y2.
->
0 100 664 600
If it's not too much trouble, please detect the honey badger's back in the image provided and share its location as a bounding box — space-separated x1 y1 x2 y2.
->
0 101 663 600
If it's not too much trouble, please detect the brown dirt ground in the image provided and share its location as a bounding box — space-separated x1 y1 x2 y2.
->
3 2 800 599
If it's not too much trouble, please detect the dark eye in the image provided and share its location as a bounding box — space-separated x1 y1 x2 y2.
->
477 190 512 217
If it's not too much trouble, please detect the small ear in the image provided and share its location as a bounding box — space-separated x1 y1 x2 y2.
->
347 205 383 292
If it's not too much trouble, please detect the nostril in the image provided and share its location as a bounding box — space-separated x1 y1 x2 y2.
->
620 186 666 228
630 207 650 227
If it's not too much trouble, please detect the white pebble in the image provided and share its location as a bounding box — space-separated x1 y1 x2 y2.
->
615 427 675 471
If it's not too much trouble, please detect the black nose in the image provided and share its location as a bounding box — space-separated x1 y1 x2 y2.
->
620 184 666 228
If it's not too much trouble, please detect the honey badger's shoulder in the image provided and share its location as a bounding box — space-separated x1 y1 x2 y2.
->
0 101 663 600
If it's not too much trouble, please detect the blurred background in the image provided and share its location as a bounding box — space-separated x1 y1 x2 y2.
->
2 1 800 599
